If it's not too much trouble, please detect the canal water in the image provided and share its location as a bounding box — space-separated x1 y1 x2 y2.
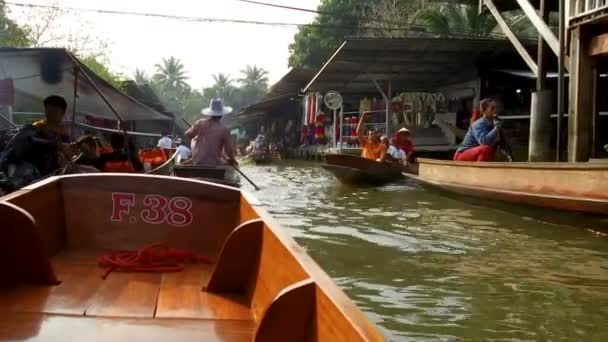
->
240 161 608 342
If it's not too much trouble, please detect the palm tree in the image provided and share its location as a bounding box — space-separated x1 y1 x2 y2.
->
238 65 269 107
211 73 235 99
415 3 497 38
133 68 149 85
238 65 269 90
153 56 189 90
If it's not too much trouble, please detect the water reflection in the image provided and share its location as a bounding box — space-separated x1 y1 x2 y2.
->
242 161 608 341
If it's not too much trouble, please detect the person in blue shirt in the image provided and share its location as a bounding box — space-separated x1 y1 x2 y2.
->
454 98 503 162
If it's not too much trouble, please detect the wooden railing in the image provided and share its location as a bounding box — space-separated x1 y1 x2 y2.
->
570 0 608 20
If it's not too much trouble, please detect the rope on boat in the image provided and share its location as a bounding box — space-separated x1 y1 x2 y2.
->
97 242 214 280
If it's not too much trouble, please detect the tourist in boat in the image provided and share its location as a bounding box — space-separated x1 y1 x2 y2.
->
357 113 386 161
184 98 237 166
97 133 144 172
0 95 72 188
174 138 192 161
393 127 414 159
454 98 503 162
247 134 268 158
157 130 172 149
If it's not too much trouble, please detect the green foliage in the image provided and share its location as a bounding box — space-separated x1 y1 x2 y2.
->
131 58 270 123
415 3 497 38
0 1 31 47
153 57 189 89
80 55 125 89
288 0 376 68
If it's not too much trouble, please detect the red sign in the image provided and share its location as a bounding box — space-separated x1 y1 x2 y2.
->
0 79 15 106
111 192 193 227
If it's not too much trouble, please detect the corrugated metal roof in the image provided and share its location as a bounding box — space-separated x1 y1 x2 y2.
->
303 37 535 94
0 48 171 121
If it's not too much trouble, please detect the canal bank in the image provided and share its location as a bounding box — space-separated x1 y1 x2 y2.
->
241 161 608 341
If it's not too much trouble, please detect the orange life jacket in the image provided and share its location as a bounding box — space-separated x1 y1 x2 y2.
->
103 160 136 173
139 148 168 169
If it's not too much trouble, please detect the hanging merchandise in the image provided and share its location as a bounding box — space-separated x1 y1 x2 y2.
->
314 111 327 145
371 97 382 111
359 97 371 114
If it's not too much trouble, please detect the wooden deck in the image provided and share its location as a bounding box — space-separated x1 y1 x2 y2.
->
0 174 387 341
0 248 255 341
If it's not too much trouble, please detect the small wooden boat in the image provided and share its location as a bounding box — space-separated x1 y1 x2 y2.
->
0 174 386 341
146 150 178 176
323 154 404 186
410 158 608 215
250 154 276 165
174 164 240 187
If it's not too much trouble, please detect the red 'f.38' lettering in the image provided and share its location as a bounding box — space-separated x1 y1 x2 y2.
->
110 193 194 227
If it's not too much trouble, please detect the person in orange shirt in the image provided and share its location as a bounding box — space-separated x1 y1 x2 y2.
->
356 113 386 160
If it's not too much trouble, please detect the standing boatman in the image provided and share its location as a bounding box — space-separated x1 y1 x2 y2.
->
184 98 237 166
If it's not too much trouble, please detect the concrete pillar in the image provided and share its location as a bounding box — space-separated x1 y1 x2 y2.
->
529 90 553 161
568 26 596 162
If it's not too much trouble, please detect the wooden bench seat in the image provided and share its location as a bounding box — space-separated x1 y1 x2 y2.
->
0 248 252 322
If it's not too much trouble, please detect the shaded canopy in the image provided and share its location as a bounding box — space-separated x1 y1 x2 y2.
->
303 37 535 94
0 48 170 121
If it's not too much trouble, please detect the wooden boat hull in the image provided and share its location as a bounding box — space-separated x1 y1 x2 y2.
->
324 154 403 185
0 174 386 341
173 164 240 187
415 158 608 215
146 151 178 176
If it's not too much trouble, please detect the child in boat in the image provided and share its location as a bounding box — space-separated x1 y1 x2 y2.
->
356 113 386 161
379 136 406 165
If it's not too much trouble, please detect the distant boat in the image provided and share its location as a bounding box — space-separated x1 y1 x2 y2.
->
322 154 404 186
406 158 608 215
0 174 386 341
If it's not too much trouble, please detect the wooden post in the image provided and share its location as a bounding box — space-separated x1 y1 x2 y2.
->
568 26 595 162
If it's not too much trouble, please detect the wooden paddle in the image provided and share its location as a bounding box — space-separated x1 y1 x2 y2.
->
231 164 261 191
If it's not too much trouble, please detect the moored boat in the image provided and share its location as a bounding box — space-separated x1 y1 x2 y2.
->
323 154 404 186
0 174 386 341
410 158 608 215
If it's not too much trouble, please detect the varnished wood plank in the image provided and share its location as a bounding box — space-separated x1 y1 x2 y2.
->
589 33 608 56
60 175 240 257
85 272 161 318
156 265 252 320
0 263 103 315
0 312 255 342
0 202 58 286
254 279 316 342
4 181 66 256
206 219 263 294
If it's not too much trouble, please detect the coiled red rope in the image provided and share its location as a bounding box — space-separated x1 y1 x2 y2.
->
98 242 214 280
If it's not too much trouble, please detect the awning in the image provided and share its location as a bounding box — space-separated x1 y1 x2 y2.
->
303 37 535 94
0 48 170 121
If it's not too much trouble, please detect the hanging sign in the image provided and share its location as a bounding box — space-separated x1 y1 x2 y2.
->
324 91 343 110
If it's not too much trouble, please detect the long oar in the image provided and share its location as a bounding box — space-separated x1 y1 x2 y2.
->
231 164 260 190
182 118 261 190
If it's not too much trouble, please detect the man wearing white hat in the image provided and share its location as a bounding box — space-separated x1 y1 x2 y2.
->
184 99 237 166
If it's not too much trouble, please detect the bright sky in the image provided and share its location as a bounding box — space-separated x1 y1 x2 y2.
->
8 0 321 88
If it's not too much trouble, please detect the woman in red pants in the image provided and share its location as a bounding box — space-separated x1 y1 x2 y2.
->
454 98 503 162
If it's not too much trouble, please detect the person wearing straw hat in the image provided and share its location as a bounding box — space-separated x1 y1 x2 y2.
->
184 98 237 167
393 127 414 160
